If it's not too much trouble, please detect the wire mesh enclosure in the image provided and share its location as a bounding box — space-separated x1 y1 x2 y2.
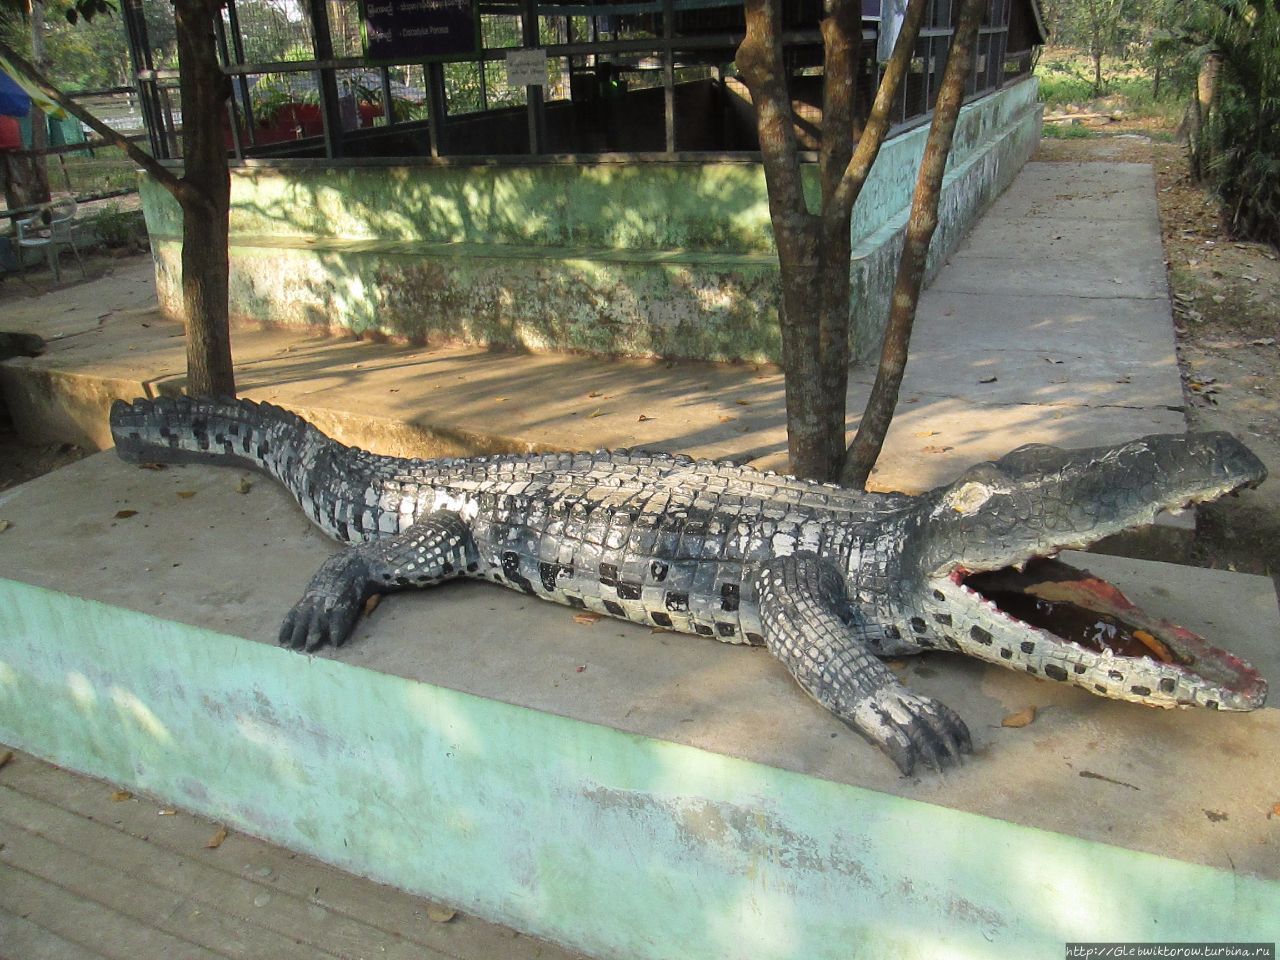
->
123 0 1040 163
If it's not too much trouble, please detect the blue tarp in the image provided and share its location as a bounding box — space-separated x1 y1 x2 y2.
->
0 71 32 118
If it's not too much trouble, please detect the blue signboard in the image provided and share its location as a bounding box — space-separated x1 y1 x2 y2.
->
363 0 480 61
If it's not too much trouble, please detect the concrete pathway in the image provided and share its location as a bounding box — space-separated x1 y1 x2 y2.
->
0 748 583 960
1 163 1186 500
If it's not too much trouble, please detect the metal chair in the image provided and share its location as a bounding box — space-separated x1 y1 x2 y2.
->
16 197 87 283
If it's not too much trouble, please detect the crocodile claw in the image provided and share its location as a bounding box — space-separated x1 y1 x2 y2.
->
852 687 973 776
278 552 371 651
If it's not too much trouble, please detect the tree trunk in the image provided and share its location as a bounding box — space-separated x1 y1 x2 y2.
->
1188 53 1220 182
175 0 236 398
738 0 928 481
841 0 986 488
27 0 51 204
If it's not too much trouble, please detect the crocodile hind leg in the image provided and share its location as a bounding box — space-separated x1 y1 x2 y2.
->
280 511 478 651
754 555 971 775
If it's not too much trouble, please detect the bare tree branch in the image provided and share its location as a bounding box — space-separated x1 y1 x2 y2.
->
829 0 930 218
0 41 185 200
736 0 816 234
841 0 986 488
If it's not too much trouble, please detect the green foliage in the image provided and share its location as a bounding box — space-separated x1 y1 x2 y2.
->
88 200 146 248
1041 120 1094 138
1200 0 1280 246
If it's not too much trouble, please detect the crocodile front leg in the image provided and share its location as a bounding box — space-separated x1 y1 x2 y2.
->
280 511 478 651
754 555 972 775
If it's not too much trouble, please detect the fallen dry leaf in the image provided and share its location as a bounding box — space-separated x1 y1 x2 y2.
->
922 445 954 454
978 375 998 384
111 789 133 801
1001 706 1037 728
176 491 197 499
588 408 603 419
426 905 456 924
206 826 228 849
363 594 382 616
158 808 177 816
734 399 751 406
0 750 13 771
637 414 654 422
138 462 168 471
915 430 939 438
1272 802 1280 818
236 477 253 494
114 510 138 520
587 390 603 398
573 612 603 625
718 415 736 423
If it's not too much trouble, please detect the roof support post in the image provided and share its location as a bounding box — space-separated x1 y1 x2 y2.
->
662 0 674 154
522 0 544 154
308 0 345 159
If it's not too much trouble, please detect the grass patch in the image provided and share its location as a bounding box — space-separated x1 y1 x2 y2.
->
1041 122 1095 139
47 145 140 199
1036 47 1185 123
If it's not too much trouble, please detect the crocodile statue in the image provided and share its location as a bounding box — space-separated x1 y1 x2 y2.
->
110 395 1268 775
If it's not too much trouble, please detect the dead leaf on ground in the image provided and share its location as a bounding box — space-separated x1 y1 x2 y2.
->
206 826 229 849
718 415 736 423
978 375 998 384
637 414 654 422
1001 706 1037 728
426 905 457 924
363 594 382 616
734 399 751 406
1271 802 1280 818
587 390 603 398
915 430 939 438
573 612 602 625
0 750 14 771
158 808 177 816
176 491 197 499
236 477 253 494
138 462 167 471
923 445 954 454
111 789 132 801
114 509 138 520
588 408 603 419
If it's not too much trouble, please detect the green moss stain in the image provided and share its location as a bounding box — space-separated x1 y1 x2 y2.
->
139 78 1039 363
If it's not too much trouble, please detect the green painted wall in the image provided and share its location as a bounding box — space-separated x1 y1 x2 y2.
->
2 577 1276 960
141 78 1041 362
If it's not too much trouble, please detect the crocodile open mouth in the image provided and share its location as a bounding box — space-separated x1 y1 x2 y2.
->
945 557 1267 710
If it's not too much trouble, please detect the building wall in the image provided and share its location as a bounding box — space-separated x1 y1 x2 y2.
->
141 77 1041 363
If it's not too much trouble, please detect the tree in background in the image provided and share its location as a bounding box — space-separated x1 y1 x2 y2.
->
736 0 986 486
1 0 236 398
1189 0 1280 246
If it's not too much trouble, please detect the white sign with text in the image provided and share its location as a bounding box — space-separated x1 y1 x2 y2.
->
506 48 547 87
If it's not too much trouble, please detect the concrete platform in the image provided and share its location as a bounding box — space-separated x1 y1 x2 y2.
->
0 452 1277 958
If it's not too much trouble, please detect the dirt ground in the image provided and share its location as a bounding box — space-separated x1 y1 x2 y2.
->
3 144 1277 581
1039 135 1280 578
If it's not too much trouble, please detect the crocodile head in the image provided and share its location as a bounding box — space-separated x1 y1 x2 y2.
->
900 432 1268 711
